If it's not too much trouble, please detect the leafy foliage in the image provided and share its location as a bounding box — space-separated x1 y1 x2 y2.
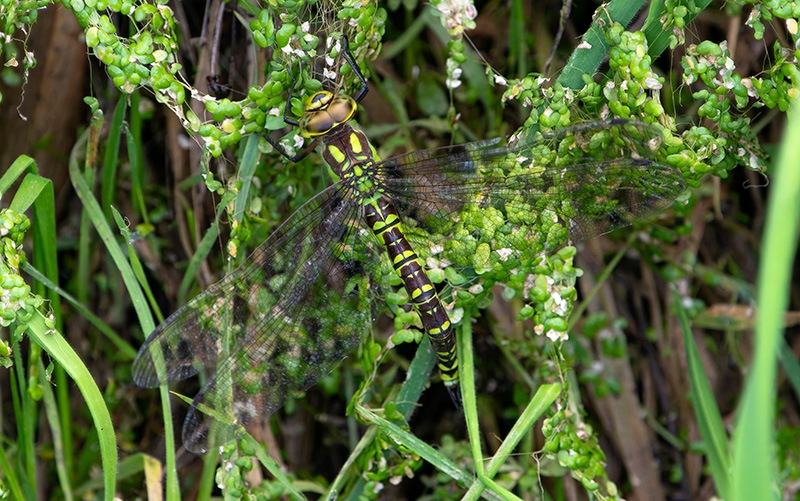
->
0 0 798 499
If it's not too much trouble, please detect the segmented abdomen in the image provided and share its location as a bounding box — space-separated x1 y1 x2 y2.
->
363 196 460 403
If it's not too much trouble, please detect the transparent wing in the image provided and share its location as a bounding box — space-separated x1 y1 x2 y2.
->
378 119 685 257
133 119 684 452
132 182 375 453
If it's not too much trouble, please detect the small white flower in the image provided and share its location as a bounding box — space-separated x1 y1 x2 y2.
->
496 248 513 261
644 77 663 90
546 329 568 342
446 77 462 89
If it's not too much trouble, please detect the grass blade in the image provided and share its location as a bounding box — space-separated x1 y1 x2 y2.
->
731 102 800 501
101 98 127 222
558 0 648 90
25 311 117 500
673 287 732 499
68 111 180 499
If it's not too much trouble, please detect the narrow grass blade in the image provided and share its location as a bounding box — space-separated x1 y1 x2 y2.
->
240 433 306 499
778 338 800 400
0 426 24 499
458 318 485 476
673 287 732 499
177 185 235 305
233 134 261 224
23 262 137 358
101 97 127 222
732 103 800 501
39 357 74 501
355 404 506 501
484 383 560 477
6 158 79 491
69 128 156 337
8 172 49 214
111 206 165 323
69 114 179 499
127 91 150 224
0 155 35 194
642 0 713 58
558 0 648 90
394 331 437 419
25 311 117 501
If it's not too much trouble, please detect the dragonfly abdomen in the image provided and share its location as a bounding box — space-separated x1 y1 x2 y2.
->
364 196 461 405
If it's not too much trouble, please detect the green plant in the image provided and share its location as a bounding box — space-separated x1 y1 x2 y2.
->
1 0 798 498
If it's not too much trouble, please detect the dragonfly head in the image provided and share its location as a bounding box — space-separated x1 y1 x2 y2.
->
299 91 358 138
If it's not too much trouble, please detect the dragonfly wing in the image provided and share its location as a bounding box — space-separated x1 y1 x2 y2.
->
378 120 685 251
132 182 373 453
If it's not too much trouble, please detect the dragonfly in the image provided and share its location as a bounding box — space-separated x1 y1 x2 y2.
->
132 36 686 453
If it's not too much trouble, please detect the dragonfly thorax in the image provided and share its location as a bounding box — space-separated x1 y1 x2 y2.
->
321 124 381 186
299 91 357 139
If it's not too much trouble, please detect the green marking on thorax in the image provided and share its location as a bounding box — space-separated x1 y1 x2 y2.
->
327 144 346 164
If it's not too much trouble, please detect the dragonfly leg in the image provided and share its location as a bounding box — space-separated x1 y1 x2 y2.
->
339 35 368 104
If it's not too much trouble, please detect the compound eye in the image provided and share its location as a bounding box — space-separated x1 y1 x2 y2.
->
301 111 334 137
305 91 333 112
327 95 356 123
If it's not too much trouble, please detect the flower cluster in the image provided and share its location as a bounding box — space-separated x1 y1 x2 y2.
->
0 209 33 328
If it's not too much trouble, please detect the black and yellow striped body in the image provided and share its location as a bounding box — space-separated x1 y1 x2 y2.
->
319 120 461 403
132 34 687 453
363 197 459 392
133 72 687 452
